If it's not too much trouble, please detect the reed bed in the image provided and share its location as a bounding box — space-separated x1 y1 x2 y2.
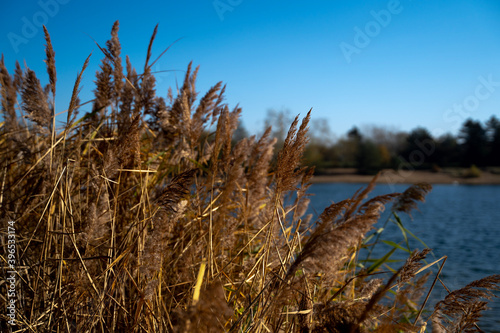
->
1 22 499 332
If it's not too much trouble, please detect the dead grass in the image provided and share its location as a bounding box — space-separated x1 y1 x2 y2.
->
0 22 498 332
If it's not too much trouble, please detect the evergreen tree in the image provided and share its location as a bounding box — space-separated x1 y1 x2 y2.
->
486 116 500 166
459 119 488 166
435 134 460 167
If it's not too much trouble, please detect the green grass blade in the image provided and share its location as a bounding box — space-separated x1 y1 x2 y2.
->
381 240 411 253
366 247 397 274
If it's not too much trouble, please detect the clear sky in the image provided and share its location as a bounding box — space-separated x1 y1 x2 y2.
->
1 0 500 138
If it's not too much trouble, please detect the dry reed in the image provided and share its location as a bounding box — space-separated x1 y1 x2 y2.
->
0 22 498 333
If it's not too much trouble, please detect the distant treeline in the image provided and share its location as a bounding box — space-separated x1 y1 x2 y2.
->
242 111 500 175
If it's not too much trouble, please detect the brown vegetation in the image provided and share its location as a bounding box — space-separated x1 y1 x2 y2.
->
1 22 499 332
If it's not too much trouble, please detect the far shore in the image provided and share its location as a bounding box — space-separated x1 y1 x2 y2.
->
311 168 500 185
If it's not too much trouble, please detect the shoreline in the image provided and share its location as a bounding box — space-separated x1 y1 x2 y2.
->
310 168 500 185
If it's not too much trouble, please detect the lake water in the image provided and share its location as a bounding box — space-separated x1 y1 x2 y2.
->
307 183 500 331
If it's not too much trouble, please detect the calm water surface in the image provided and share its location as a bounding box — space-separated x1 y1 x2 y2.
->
308 183 500 331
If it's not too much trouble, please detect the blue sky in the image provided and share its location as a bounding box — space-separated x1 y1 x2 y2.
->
1 0 500 138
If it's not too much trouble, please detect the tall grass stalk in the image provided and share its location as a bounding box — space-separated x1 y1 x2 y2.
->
1 22 499 332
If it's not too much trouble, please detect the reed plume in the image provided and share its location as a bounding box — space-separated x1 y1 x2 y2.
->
392 182 432 216
1 22 497 333
432 274 500 332
43 25 56 98
21 68 51 132
67 53 91 127
0 56 18 131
